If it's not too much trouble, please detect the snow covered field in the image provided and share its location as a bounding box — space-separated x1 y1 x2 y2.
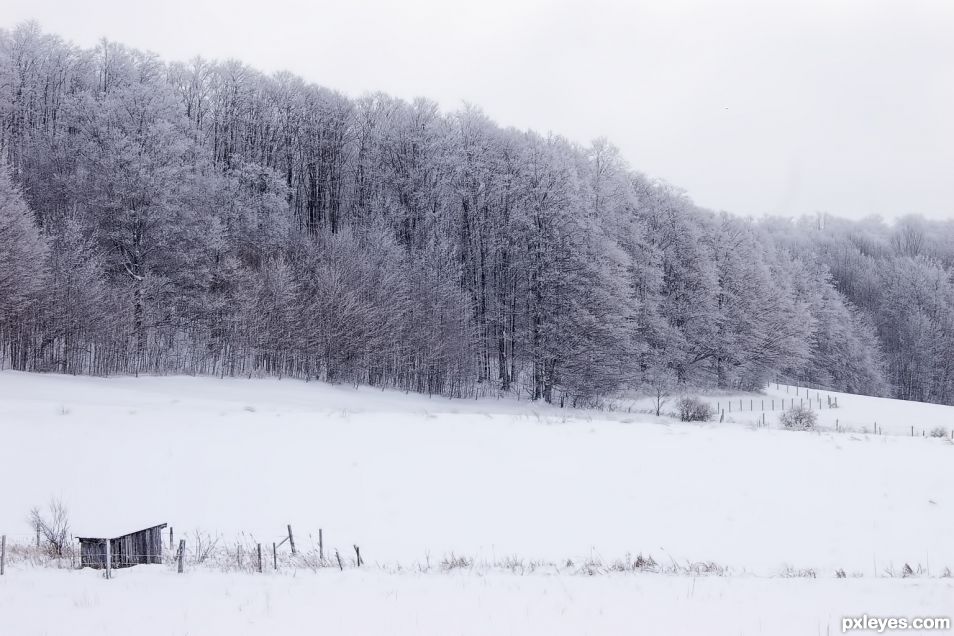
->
1 566 951 636
1 371 953 634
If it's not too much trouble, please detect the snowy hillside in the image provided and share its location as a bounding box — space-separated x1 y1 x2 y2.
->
1 371 953 635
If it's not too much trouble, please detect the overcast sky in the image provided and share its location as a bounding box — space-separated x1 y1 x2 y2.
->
5 0 953 220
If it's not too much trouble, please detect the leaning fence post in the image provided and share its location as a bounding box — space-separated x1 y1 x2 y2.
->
354 545 363 567
1 534 5 576
287 525 296 556
335 549 343 571
177 539 185 573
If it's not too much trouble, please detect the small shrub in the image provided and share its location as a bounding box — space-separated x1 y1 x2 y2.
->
780 565 816 578
29 498 70 557
677 397 713 422
930 427 948 438
441 554 473 571
779 405 817 430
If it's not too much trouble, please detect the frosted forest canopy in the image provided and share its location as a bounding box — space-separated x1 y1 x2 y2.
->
0 23 950 406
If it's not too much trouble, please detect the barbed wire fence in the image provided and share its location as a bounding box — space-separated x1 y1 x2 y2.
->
0 524 365 578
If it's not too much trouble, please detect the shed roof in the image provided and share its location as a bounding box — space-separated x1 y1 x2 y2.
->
76 523 167 541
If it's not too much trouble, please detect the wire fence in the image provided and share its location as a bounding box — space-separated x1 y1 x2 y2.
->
708 392 839 417
0 526 359 577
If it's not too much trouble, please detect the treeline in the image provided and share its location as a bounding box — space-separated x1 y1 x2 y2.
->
0 21 937 406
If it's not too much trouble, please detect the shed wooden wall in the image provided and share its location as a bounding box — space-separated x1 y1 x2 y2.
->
79 526 165 569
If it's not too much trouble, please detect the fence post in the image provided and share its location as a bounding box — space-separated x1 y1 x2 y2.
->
169 527 174 549
335 549 343 571
287 525 296 556
272 542 277 570
105 540 112 580
177 539 185 574
912 425 914 437
354 545 362 567
319 529 324 562
1 534 5 576
257 544 263 573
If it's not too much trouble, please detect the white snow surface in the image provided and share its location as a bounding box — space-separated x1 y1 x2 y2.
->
0 566 952 636
1 371 953 635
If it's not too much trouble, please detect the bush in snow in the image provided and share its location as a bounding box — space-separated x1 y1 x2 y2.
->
677 397 712 422
29 498 70 557
930 427 948 438
779 405 817 430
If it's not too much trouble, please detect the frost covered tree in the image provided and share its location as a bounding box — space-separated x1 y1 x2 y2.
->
0 163 47 346
11 21 954 408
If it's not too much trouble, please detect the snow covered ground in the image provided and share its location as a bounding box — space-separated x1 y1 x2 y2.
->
1 371 952 634
1 566 951 636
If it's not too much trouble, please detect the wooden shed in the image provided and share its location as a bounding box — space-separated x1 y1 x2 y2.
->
77 523 167 569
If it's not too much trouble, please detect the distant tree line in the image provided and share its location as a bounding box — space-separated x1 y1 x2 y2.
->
0 22 939 406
